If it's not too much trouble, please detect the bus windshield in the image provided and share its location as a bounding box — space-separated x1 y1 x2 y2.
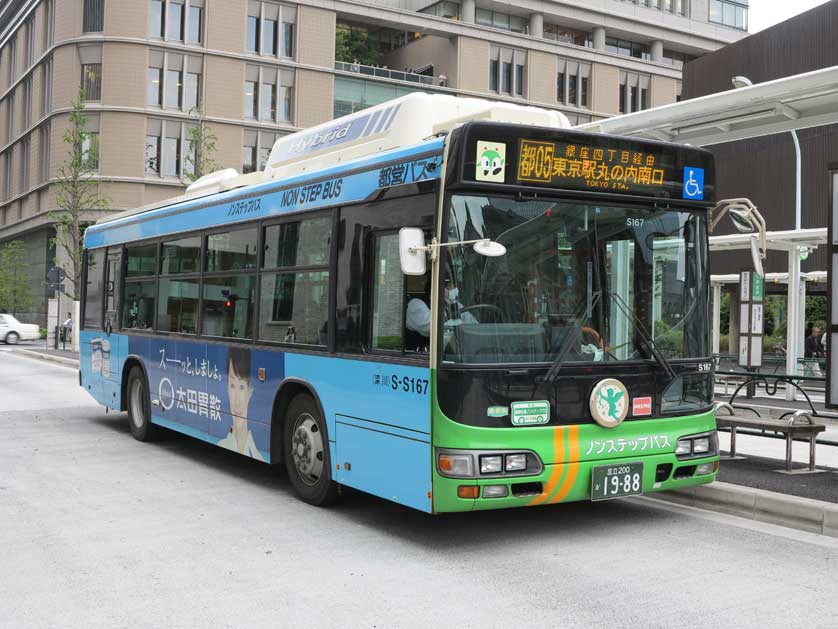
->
441 194 709 366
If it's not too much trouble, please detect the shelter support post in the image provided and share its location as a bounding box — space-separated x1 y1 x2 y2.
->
786 246 801 400
712 283 722 355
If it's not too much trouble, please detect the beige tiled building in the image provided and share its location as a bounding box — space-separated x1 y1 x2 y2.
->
0 0 747 324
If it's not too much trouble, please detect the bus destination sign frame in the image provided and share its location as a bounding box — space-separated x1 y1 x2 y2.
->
517 139 669 195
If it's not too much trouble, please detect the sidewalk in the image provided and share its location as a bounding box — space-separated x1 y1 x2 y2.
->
13 346 79 367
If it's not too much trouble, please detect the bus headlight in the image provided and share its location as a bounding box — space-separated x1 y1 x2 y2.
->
437 449 543 478
675 432 719 459
692 437 711 454
480 455 503 474
438 453 474 477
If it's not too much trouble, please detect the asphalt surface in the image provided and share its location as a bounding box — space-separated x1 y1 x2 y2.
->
2 351 838 628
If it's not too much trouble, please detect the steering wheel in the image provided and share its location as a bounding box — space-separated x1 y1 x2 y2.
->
581 326 603 349
461 304 505 323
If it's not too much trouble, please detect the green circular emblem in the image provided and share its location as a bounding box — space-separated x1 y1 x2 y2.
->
590 378 629 428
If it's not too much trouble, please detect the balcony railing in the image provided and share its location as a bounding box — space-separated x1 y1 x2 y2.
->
335 61 440 86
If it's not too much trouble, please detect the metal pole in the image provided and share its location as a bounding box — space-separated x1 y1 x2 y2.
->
786 247 801 400
791 129 802 230
712 283 722 355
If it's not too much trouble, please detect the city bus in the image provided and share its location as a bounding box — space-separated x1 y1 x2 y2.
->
79 93 722 513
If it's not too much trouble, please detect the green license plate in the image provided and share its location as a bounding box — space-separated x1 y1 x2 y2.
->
591 462 644 501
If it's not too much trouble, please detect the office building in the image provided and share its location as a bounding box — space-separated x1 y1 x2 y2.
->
0 0 747 323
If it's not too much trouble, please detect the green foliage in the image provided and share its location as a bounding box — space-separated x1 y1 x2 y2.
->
805 295 827 329
184 108 219 183
50 89 110 300
0 240 34 315
718 291 730 335
335 26 381 66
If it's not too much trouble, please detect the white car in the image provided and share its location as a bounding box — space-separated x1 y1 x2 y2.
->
0 314 40 344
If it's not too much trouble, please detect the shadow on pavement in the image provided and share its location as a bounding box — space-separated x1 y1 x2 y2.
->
90 411 675 550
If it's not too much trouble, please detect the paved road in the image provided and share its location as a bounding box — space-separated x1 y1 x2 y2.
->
2 353 838 628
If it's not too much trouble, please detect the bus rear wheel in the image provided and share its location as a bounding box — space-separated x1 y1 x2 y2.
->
127 366 155 442
283 394 338 506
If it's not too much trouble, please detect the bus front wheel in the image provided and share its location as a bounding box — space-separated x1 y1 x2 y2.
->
127 366 155 442
283 394 338 506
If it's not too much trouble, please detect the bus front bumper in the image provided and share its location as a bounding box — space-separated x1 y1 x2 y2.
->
432 452 719 513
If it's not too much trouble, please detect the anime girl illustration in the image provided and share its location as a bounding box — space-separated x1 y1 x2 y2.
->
217 346 264 461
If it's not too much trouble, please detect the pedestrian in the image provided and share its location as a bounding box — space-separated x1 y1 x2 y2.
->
62 312 73 343
804 325 823 359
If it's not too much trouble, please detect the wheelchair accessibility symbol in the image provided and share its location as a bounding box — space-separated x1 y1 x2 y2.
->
683 167 704 200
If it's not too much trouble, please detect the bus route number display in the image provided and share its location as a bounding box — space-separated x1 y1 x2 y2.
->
517 139 668 194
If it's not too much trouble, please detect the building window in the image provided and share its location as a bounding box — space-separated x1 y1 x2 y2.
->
333 77 419 117
676 80 683 103
22 79 31 129
40 124 50 181
149 51 203 112
543 24 589 46
489 46 526 97
146 119 197 178
187 0 204 44
709 0 747 30
662 49 693 69
44 0 55 49
606 36 650 60
242 129 282 173
83 0 105 33
476 8 527 33
150 0 164 37
245 65 294 123
24 19 34 69
625 0 689 15
80 115 100 172
42 60 52 115
167 0 184 40
3 152 11 200
8 36 16 84
150 0 204 44
7 93 14 142
19 138 29 193
80 46 103 101
247 2 297 59
420 1 459 19
557 60 591 108
619 71 650 114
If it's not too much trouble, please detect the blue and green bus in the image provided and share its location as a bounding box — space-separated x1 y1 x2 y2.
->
80 94 720 512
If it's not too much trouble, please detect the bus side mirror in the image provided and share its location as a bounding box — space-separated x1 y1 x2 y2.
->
399 228 427 276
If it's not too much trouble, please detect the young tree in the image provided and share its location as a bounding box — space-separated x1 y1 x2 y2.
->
184 107 219 182
0 240 34 316
49 89 110 300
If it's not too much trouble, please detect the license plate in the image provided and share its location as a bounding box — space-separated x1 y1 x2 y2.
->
591 462 644 501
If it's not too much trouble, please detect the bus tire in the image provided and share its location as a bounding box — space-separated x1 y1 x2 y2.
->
283 394 338 506
127 366 155 442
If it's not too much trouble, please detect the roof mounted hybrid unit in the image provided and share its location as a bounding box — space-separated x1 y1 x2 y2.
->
263 93 569 180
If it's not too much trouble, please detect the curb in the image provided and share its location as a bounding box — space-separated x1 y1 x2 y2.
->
13 348 80 368
653 481 838 537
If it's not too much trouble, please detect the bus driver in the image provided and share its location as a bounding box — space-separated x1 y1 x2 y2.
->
406 278 477 351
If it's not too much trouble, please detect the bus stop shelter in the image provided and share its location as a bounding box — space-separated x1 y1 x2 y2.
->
709 228 827 398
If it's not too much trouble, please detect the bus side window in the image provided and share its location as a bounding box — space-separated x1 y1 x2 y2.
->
83 248 106 330
369 232 431 354
370 233 406 352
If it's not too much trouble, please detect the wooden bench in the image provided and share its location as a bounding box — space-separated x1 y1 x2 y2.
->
714 402 827 473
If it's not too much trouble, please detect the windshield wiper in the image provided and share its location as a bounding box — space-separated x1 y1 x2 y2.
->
541 293 601 384
607 291 677 380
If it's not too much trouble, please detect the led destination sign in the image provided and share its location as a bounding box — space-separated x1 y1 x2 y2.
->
456 124 715 202
518 139 670 194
